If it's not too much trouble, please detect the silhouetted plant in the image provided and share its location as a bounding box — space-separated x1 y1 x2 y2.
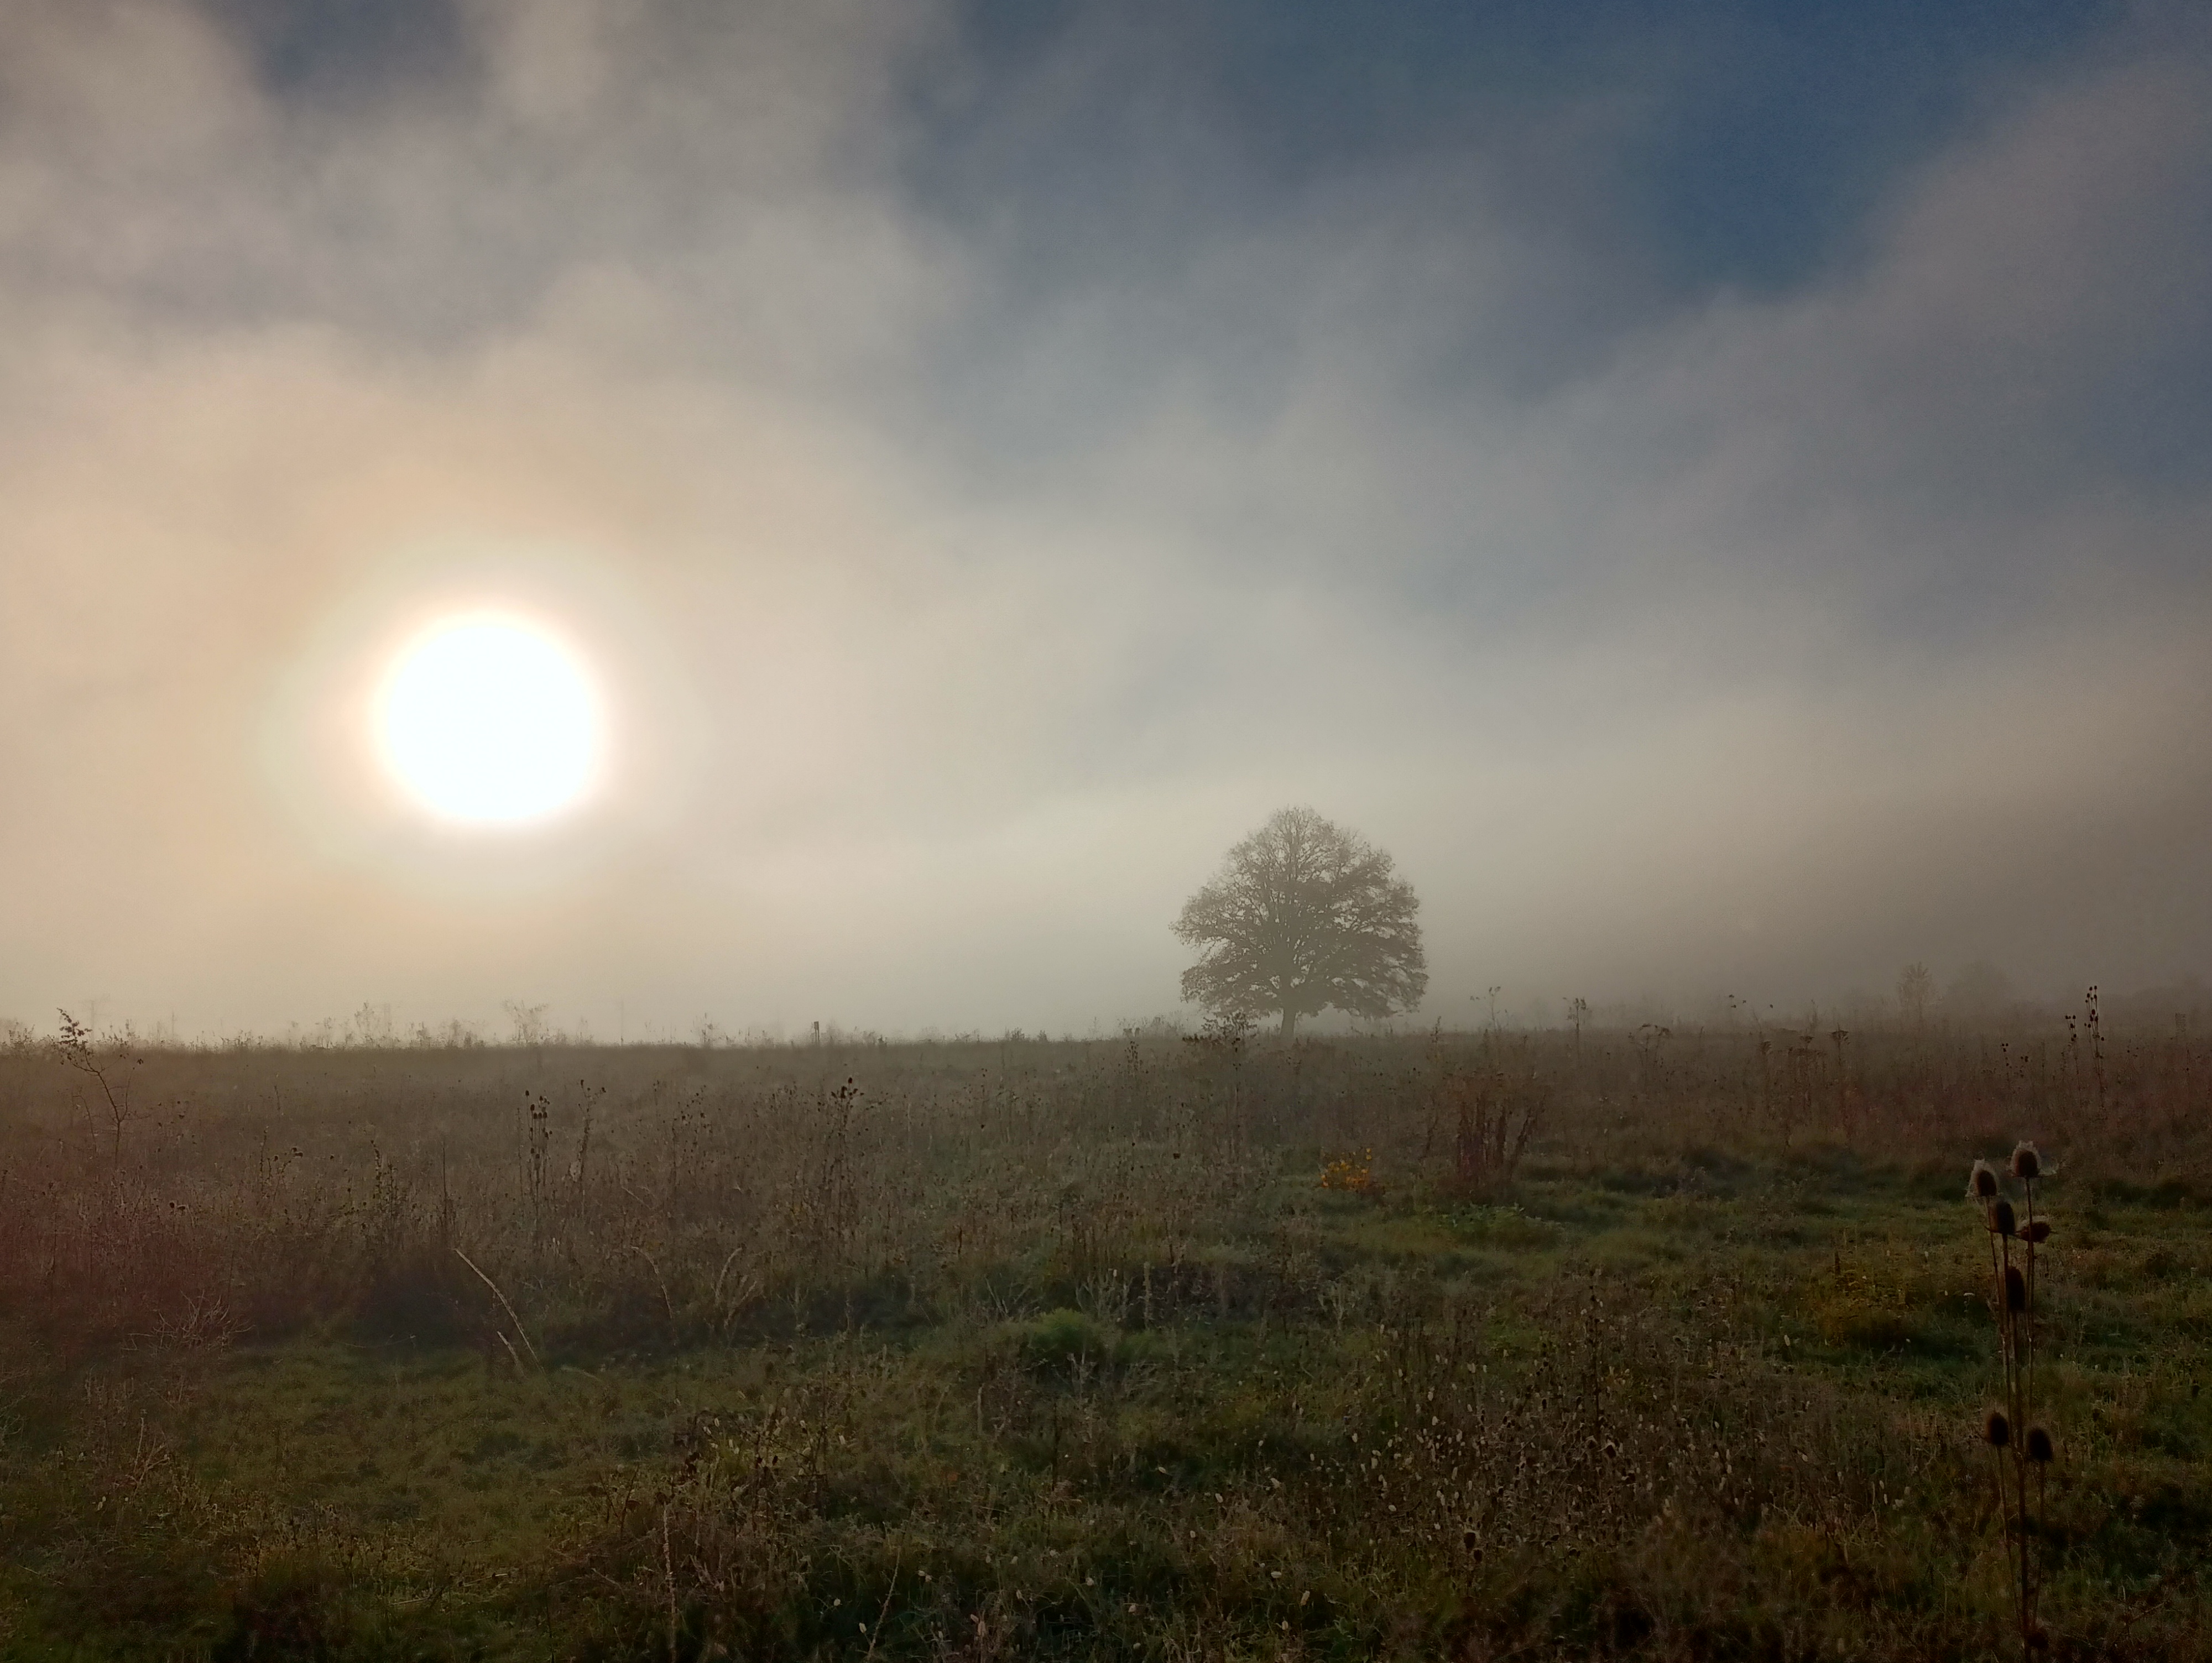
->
1971 1143 2057 1657
52 1008 139 1160
1442 1067 1547 1195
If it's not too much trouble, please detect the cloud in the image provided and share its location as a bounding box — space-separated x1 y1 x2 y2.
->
1 0 2207 1034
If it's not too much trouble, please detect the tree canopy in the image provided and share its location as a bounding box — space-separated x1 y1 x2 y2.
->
1173 807 1427 1038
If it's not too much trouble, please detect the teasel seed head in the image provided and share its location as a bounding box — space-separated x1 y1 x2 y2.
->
2026 1425 2054 1464
2010 1142 2043 1182
2005 1265 2028 1312
1968 1159 2000 1200
1984 1409 2011 1447
1990 1198 2017 1237
2023 1219 2052 1245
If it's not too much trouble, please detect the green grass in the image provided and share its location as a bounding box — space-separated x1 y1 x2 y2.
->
3 1157 2208 1659
2 1031 2210 1657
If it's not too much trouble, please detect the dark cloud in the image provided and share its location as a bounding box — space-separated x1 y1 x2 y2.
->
211 0 474 103
907 0 2128 330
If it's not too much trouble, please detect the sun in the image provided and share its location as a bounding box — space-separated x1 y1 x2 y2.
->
374 614 604 825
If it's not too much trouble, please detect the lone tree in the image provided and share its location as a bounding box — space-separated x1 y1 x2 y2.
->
1173 806 1427 1038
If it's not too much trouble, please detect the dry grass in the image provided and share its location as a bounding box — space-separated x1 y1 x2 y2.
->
0 1014 2206 1657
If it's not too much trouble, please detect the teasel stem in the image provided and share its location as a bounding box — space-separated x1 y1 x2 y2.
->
2016 1408 2033 1659
2012 1264 2030 1655
1983 1403 2028 1649
1995 1224 2019 1426
2020 1172 2038 1635
1984 1410 2012 1551
2021 1174 2038 1431
2011 1142 2044 1637
1970 1155 2041 1658
1981 1188 2009 1395
1981 1187 2017 1588
1994 1227 2032 1655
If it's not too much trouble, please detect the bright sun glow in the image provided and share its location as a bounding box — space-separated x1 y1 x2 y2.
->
375 615 604 825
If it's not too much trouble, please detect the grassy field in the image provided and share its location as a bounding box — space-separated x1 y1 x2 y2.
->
1 1021 2207 1660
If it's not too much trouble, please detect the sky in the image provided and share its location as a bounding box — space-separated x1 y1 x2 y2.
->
3 0 2209 1040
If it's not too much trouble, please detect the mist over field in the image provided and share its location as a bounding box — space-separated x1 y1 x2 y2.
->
4 0 2210 1040
11 15 2212 1652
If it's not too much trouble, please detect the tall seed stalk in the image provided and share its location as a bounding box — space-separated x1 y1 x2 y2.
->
1968 1146 2056 1658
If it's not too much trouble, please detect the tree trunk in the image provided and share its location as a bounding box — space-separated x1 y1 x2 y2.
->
1280 1008 1300 1039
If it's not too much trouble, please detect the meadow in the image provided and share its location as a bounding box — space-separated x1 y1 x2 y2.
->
0 1010 2206 1660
